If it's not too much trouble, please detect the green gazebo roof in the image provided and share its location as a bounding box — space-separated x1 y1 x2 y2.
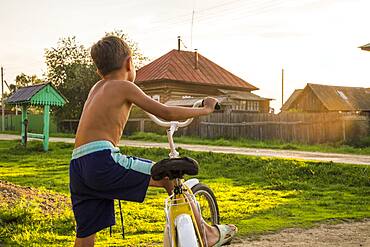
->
6 83 68 106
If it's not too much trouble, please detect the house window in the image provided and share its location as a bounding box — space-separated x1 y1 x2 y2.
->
246 101 259 112
247 101 253 111
254 101 259 111
232 101 259 111
152 95 160 102
239 100 246 110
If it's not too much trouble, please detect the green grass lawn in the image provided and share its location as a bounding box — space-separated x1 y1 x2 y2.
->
0 140 369 246
2 130 370 155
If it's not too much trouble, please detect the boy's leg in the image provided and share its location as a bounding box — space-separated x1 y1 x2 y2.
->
185 193 220 246
151 177 172 247
149 177 174 195
74 234 96 247
188 192 238 246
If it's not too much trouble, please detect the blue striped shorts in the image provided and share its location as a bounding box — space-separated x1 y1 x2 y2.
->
69 140 153 238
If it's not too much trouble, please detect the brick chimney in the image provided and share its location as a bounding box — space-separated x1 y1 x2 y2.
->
177 36 181 51
194 49 199 70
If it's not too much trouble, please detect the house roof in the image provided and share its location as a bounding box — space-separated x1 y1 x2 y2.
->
135 49 258 91
359 43 370 51
282 83 370 111
281 89 303 111
6 83 68 106
308 83 370 111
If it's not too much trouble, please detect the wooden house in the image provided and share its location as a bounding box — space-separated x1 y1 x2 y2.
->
360 43 370 51
135 48 271 113
281 83 370 114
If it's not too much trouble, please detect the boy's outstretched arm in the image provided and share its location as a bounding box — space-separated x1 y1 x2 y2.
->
123 81 217 121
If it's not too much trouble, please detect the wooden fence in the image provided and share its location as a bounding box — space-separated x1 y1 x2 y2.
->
1 114 58 133
125 111 369 144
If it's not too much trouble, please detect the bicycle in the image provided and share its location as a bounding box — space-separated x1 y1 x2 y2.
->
148 99 221 247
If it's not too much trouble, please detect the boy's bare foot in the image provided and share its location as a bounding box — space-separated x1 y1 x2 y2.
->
208 224 238 247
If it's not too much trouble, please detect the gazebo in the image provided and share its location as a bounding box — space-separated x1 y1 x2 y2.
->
6 83 68 151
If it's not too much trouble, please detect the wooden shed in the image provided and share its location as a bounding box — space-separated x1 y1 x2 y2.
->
135 49 271 113
359 43 370 51
281 83 370 114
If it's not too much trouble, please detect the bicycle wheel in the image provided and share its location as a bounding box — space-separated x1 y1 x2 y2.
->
191 183 220 225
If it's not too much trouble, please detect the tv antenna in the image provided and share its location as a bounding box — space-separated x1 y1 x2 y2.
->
190 0 197 49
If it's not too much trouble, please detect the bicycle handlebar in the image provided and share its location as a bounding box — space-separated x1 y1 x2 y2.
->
146 99 220 128
201 101 221 111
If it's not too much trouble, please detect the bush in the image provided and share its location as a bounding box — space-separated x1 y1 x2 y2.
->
347 136 370 148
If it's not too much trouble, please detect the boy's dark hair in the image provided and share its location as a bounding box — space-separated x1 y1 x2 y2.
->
91 36 131 76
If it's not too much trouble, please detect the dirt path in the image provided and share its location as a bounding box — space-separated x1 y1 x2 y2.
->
230 220 370 247
0 134 369 165
0 180 70 215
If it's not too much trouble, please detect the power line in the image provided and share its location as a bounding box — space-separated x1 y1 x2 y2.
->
180 38 189 50
154 0 287 31
194 0 290 25
187 0 287 24
146 0 244 27
138 0 291 38
145 0 274 31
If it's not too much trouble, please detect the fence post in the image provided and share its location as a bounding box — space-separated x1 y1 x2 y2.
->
259 126 263 140
43 104 50 151
139 119 145 132
342 119 346 142
307 125 310 144
21 105 28 145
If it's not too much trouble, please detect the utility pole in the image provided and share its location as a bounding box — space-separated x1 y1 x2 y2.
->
3 80 15 115
281 68 284 108
1 67 4 131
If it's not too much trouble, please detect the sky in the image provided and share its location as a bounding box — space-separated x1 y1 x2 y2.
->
0 0 370 111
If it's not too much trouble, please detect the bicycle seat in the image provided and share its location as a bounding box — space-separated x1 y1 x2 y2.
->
151 157 199 180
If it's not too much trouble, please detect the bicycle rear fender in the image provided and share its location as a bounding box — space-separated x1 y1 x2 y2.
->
184 178 199 189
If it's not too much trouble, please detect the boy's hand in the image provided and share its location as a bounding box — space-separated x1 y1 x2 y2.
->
203 97 219 114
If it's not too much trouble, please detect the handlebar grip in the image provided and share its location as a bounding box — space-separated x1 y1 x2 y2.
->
201 100 221 110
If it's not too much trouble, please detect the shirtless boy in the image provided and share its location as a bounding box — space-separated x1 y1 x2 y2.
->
70 35 236 247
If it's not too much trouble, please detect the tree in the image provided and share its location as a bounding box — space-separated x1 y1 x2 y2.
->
44 31 148 124
15 73 43 87
105 29 149 69
44 37 98 122
6 73 42 110
8 84 16 93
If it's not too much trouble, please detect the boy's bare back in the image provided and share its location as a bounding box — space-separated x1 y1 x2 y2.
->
75 80 133 148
